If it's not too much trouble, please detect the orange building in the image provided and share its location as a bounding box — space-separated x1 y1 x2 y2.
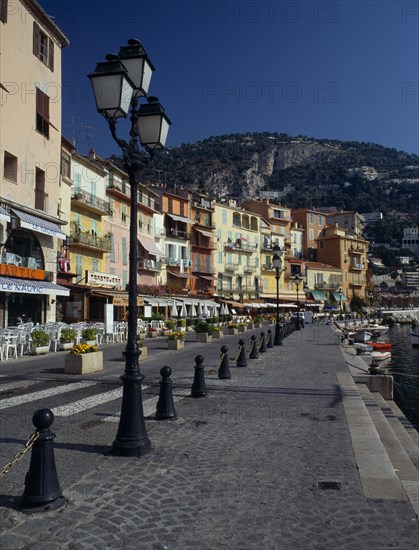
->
291 208 328 261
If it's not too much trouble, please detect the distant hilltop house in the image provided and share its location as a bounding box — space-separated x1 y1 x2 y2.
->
402 227 419 257
362 212 383 224
346 166 379 181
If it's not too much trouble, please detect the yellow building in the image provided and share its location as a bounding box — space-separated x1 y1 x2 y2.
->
0 0 69 326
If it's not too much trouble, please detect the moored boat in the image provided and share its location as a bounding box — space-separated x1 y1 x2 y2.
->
353 330 372 343
370 341 392 351
371 350 391 362
353 343 373 353
411 332 419 348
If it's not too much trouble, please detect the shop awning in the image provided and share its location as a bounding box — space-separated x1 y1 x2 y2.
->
195 228 215 239
12 209 66 239
0 206 10 222
90 290 144 306
167 213 194 224
138 236 164 256
332 291 347 302
199 274 218 281
168 272 198 279
310 290 328 301
0 277 70 296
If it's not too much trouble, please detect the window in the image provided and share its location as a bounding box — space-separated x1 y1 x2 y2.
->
75 255 83 275
309 229 314 240
92 258 99 272
61 151 71 180
222 209 227 224
122 270 128 288
33 22 54 70
109 234 115 262
121 205 128 224
36 88 49 138
309 213 314 224
318 215 323 225
0 0 8 23
3 151 17 182
35 168 47 211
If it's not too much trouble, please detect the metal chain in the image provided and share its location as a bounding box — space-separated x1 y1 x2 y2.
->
228 345 242 362
0 431 39 479
246 340 254 358
215 352 225 370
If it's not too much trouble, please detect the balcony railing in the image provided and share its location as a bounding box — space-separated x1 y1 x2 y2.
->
138 259 163 271
166 258 192 267
262 263 275 271
349 246 364 255
243 264 257 273
225 242 258 253
72 188 110 215
70 229 111 252
349 263 365 270
167 228 191 240
1 252 42 269
225 263 240 271
314 280 341 289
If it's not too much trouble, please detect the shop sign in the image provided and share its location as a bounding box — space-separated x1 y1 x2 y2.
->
0 264 44 280
86 271 122 287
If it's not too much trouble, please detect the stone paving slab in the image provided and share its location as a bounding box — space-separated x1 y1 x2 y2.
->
0 325 418 549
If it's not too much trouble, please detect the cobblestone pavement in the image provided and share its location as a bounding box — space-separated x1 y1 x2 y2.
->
0 325 417 549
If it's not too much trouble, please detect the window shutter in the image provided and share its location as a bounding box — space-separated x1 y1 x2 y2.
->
33 21 40 56
48 37 54 71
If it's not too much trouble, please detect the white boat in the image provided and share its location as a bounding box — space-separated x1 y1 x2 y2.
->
367 325 389 337
371 351 391 362
353 343 373 353
411 332 419 348
353 331 373 343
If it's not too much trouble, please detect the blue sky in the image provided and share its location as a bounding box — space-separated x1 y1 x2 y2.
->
43 0 418 157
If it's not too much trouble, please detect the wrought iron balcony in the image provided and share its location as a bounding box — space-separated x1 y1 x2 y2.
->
70 227 111 252
138 258 163 272
225 262 240 272
72 188 110 215
167 228 191 240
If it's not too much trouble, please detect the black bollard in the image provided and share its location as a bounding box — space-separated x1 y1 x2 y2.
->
156 366 177 420
20 409 66 513
218 345 231 379
259 331 267 353
267 329 273 349
249 335 259 359
236 339 248 367
191 354 207 397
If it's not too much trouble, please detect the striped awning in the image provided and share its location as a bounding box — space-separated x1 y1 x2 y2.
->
195 228 215 239
12 209 66 239
0 277 70 296
310 290 327 301
167 213 195 224
138 236 164 256
332 291 347 302
0 206 10 222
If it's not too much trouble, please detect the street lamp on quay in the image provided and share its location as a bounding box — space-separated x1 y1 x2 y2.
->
89 39 171 457
272 245 283 346
338 287 344 320
294 274 304 330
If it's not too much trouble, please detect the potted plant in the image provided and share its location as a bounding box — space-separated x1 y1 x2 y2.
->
165 319 176 331
212 326 224 339
186 318 194 331
30 330 50 355
224 322 238 335
147 327 158 338
253 316 263 328
238 322 247 333
167 330 186 350
81 327 98 345
194 321 214 343
177 318 187 332
65 343 103 374
59 327 78 350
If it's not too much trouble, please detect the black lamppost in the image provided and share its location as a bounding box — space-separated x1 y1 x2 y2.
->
294 274 303 330
338 286 344 320
89 39 171 457
272 245 282 345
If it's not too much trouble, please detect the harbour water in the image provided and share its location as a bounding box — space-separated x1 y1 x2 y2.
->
386 324 419 429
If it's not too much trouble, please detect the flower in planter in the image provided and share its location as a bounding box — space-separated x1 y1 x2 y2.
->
60 327 78 343
228 323 238 329
167 331 186 341
213 327 222 332
148 327 158 333
30 330 50 347
71 343 98 354
81 327 98 341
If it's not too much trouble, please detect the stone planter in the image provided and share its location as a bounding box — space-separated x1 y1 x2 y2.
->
147 331 158 338
31 345 49 356
161 329 170 337
65 351 103 375
83 339 97 346
60 342 74 351
167 339 184 350
238 326 246 333
253 323 261 329
137 332 146 341
224 328 238 335
212 330 224 339
195 332 212 343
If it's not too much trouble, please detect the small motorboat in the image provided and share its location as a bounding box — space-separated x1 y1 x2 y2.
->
353 330 373 343
370 342 392 351
411 332 419 348
367 325 389 337
371 351 391 362
353 343 373 354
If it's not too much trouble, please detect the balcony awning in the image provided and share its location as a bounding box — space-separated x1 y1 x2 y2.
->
0 277 70 296
169 272 198 280
0 206 10 222
12 209 66 239
310 290 328 301
332 291 347 302
195 228 215 239
138 236 164 256
167 213 194 224
199 274 217 281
